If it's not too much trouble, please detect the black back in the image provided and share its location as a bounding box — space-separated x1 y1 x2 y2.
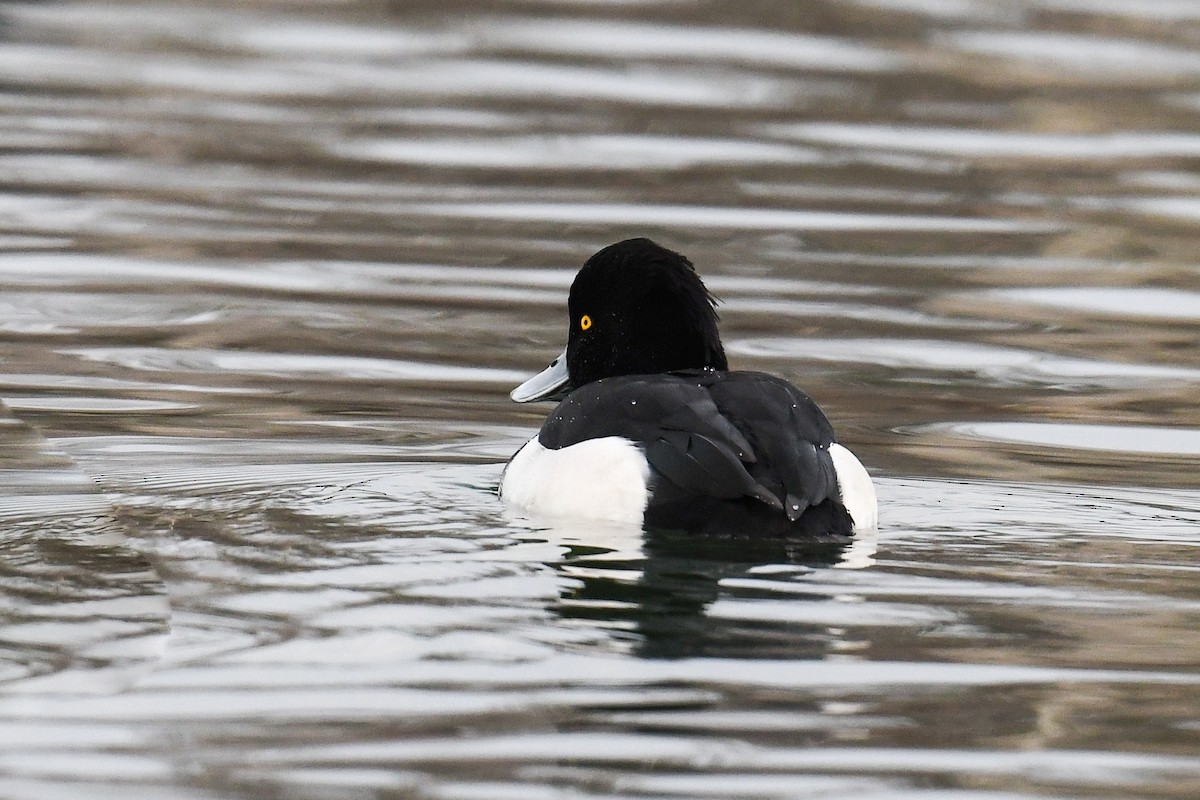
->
538 370 851 535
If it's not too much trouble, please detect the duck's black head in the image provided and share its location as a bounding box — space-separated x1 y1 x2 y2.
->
566 238 728 387
510 238 728 403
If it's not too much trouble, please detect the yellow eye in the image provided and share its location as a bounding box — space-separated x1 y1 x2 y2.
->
580 314 592 331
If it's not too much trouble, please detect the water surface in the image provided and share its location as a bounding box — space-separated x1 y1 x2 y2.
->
0 1 1199 798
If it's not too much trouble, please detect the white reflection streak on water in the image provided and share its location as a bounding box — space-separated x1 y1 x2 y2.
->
941 422 1200 457
65 347 527 384
334 134 826 169
773 124 1200 159
988 287 1200 320
394 202 1062 232
728 337 1200 386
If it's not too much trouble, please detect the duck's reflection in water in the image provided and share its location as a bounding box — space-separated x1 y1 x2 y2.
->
546 517 876 660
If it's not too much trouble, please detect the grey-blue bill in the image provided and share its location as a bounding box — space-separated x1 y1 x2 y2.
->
510 348 570 403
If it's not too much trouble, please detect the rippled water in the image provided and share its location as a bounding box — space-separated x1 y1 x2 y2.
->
1 1 1199 798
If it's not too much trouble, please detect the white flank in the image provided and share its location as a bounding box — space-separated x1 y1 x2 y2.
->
830 443 878 531
500 437 651 524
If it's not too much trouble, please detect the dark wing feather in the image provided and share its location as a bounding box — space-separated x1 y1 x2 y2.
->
645 430 781 510
708 372 841 520
538 371 840 521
